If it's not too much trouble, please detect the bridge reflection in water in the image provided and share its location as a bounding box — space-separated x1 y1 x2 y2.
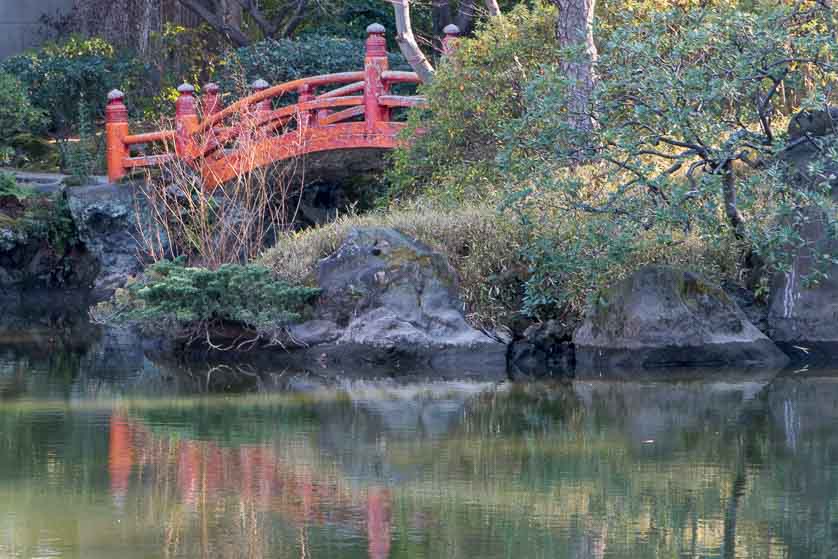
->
4 354 838 559
107 411 393 559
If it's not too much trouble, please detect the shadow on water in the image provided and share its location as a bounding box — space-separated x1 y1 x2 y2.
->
3 298 838 557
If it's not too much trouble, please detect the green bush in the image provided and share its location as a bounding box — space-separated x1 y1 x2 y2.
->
215 35 406 97
1 37 146 137
260 204 526 330
59 99 104 183
385 2 558 204
499 3 838 314
105 259 321 343
0 73 47 164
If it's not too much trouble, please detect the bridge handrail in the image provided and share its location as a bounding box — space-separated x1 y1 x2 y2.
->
124 130 175 146
104 23 452 185
381 71 423 85
198 71 366 133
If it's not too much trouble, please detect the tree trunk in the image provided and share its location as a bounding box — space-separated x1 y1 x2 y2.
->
722 160 745 236
138 0 156 54
392 0 436 83
483 0 501 17
432 0 453 52
220 0 243 29
454 0 476 35
554 0 598 132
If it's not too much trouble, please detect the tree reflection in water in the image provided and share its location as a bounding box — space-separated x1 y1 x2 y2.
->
4 365 838 558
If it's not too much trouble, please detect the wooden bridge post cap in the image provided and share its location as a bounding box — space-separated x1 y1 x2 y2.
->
443 24 460 35
203 82 220 93
365 23 388 58
105 89 128 124
177 83 196 95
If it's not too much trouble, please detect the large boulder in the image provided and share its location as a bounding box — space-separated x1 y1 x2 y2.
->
573 266 789 372
766 209 838 359
0 190 98 290
767 109 838 361
66 182 147 300
508 319 575 378
292 227 507 379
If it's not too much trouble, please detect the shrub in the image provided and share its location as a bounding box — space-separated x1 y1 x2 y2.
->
101 259 320 345
385 2 558 204
215 35 406 98
499 3 838 314
59 98 104 183
1 37 146 137
0 73 47 164
135 108 305 269
260 204 527 330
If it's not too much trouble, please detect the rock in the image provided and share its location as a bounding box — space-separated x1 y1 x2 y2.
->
508 320 575 378
313 227 507 377
287 319 341 346
66 182 148 300
723 281 769 335
788 107 838 140
767 110 838 361
0 193 97 289
767 207 838 360
573 266 789 372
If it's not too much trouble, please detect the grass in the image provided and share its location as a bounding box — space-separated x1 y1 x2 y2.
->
260 203 528 330
0 172 35 200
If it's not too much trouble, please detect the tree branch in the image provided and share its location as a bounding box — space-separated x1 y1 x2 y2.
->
392 0 436 83
236 0 278 37
178 0 252 46
279 0 309 37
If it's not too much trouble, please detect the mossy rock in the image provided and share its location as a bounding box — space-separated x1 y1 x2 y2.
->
574 266 788 372
313 227 505 367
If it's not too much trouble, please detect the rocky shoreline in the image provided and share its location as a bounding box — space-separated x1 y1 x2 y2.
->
2 106 838 379
2 177 837 378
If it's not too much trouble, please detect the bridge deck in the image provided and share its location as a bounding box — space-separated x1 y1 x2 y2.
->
105 23 436 189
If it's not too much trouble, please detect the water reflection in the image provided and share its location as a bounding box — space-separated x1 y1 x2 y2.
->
1 317 838 557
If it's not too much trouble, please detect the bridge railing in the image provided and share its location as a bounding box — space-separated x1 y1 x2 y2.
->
104 23 450 185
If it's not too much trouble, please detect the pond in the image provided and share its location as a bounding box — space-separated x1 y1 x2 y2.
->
0 307 836 558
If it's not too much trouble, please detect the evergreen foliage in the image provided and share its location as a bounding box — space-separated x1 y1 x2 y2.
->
60 98 103 184
1 37 146 138
0 73 48 165
216 35 406 98
112 259 321 343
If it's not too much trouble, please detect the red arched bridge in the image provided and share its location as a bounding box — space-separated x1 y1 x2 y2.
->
105 24 457 188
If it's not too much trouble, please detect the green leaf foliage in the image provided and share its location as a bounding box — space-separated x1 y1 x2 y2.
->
385 2 558 204
0 73 47 163
499 2 838 313
215 35 406 98
118 260 321 341
389 1 837 319
1 37 146 137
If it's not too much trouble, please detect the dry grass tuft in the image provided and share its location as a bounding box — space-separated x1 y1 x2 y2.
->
260 203 527 330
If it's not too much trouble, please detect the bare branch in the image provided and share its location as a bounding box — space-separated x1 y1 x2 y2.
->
177 0 252 46
392 0 436 83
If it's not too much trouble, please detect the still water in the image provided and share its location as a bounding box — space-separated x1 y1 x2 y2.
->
0 318 837 558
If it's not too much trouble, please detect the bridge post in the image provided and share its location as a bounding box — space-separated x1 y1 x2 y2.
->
202 82 221 118
251 79 272 113
297 84 314 128
105 89 129 183
442 24 460 57
175 83 199 159
364 23 389 134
